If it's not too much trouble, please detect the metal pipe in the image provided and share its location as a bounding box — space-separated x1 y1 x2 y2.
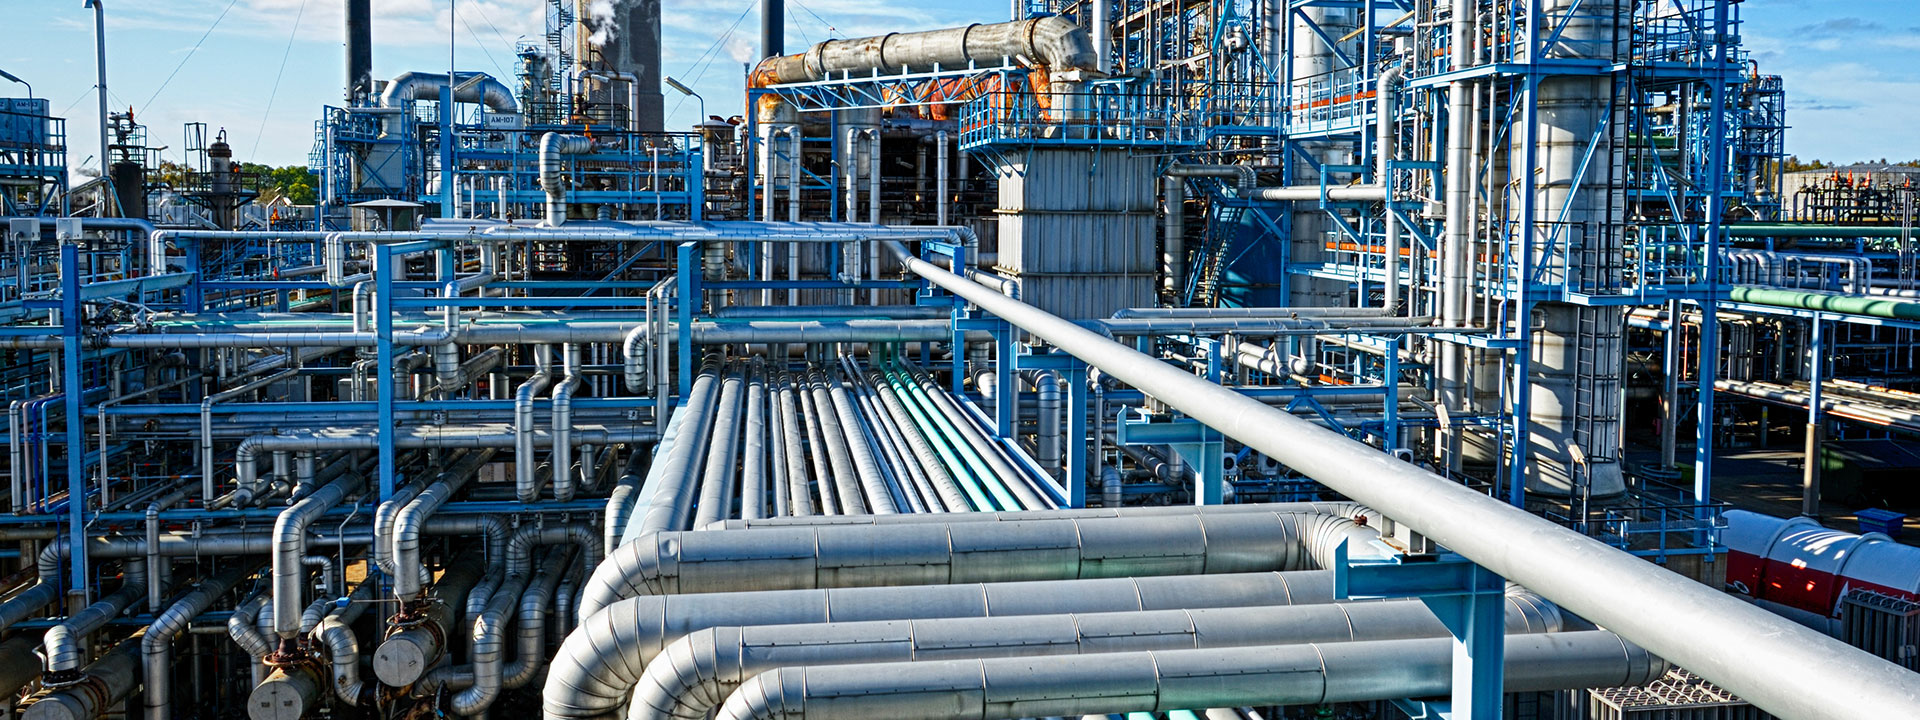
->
693 365 748 528
43 560 145 676
371 554 486 687
539 133 595 226
272 473 360 638
1376 66 1404 312
447 572 530 714
578 509 1373 624
377 71 518 113
634 593 1568 720
23 637 141 720
516 345 556 501
715 632 1663 720
146 564 259 720
633 365 723 538
884 239 1920 719
740 365 770 520
866 369 969 511
748 17 1098 85
545 570 1348 720
505 547 575 690
551 344 585 501
825 370 899 514
775 374 814 515
807 370 866 514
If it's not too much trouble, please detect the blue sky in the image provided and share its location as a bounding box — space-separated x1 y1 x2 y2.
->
0 0 1912 171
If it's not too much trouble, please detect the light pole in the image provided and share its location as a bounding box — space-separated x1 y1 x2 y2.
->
664 76 704 126
0 68 32 99
85 0 112 216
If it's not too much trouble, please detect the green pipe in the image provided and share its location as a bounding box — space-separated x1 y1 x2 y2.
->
884 359 1008 512
1728 285 1920 320
882 358 1013 511
873 357 985 512
1725 224 1914 239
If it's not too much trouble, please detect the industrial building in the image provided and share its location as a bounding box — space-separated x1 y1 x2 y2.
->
0 1 1916 719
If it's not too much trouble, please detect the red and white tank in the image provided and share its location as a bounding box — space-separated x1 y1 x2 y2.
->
1723 509 1920 634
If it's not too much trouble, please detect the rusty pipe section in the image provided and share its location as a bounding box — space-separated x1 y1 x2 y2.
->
749 17 1097 87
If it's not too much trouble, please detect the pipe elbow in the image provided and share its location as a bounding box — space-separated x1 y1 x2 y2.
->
714 669 797 720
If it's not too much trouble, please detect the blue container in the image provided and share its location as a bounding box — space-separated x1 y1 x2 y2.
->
1857 508 1906 539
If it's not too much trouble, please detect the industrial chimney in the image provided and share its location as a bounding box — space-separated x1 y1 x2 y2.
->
345 0 372 103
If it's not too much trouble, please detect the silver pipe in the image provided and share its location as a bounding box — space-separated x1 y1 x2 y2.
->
806 371 863 513
936 130 950 226
23 637 142 720
1377 66 1404 312
604 450 651 551
44 559 146 675
775 374 814 516
715 632 1663 720
271 472 359 638
634 593 1567 720
884 239 1920 719
693 366 748 529
552 344 585 502
378 71 518 113
1033 370 1063 479
505 548 575 690
825 370 899 514
545 570 1343 720
907 365 1048 510
516 345 555 501
740 365 770 520
392 450 496 599
145 564 259 720
447 573 530 714
371 555 486 687
540 133 595 226
314 583 379 707
0 634 40 700
866 369 968 511
633 365 723 538
1244 185 1388 202
844 360 934 512
750 17 1098 83
579 511 1364 616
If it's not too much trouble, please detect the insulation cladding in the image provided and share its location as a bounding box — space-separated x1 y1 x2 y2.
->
996 148 1159 319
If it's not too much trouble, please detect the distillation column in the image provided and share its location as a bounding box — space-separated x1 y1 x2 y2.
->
1513 0 1628 497
1286 5 1358 307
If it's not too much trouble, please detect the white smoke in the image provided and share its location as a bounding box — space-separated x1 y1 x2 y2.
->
587 0 620 46
725 35 756 64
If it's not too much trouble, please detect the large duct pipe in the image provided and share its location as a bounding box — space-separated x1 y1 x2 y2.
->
515 345 556 501
377 71 518 113
704 501 1369 530
273 473 360 638
551 344 585 502
44 560 146 677
749 17 1099 85
715 632 1664 720
631 593 1568 720
371 554 487 687
883 238 1920 718
579 511 1368 617
545 570 1345 720
1162 165 1257 299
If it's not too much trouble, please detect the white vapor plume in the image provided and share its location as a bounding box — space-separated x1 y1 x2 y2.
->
587 0 620 46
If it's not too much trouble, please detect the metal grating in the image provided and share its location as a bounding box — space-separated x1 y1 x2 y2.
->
1841 588 1920 671
1586 668 1776 720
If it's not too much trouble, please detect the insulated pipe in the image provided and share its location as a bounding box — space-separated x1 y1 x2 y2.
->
539 133 595 226
505 548 575 690
552 344 585 501
936 130 950 226
714 632 1664 720
825 371 899 514
516 345 556 502
391 450 499 597
371 554 486 687
1093 316 1431 337
1376 66 1404 312
272 473 361 638
807 371 867 514
775 375 814 515
884 239 1920 719
1032 370 1063 478
0 539 64 632
22 637 142 720
633 365 723 538
378 71 519 113
313 582 380 707
145 564 259 720
740 366 770 520
604 451 651 551
505 521 602 579
748 17 1099 85
448 572 530 714
576 510 1371 634
1244 185 1387 202
1163 166 1258 298
1111 307 1390 319
906 365 1049 510
545 571 1346 720
632 594 1568 720
843 361 934 512
693 366 747 529
867 369 970 511
43 560 146 676
0 634 40 700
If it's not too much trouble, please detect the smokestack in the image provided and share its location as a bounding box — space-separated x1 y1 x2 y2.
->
345 0 372 103
761 0 783 58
